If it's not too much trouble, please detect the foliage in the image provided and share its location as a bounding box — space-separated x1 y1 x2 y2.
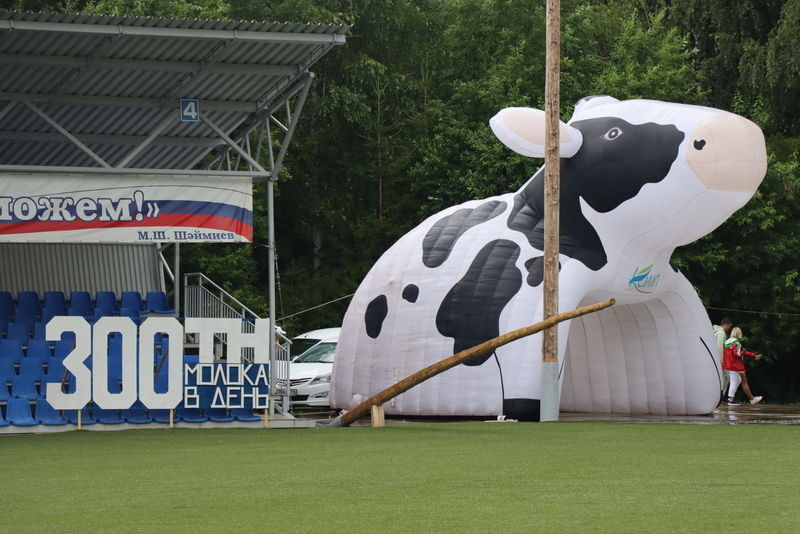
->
82 0 229 18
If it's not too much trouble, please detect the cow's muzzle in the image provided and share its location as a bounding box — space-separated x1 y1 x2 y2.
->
687 113 767 192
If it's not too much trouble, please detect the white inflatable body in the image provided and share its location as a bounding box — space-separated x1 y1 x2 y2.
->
330 96 767 420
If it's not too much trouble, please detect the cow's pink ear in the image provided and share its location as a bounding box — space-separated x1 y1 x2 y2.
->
490 107 582 158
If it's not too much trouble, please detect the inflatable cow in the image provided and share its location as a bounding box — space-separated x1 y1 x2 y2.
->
330 96 767 420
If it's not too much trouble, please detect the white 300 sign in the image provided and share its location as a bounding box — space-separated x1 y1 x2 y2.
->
45 316 270 410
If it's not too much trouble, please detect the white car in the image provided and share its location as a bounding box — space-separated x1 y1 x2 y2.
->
290 327 340 360
289 329 339 407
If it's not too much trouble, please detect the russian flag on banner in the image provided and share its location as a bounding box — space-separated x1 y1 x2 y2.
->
0 174 254 243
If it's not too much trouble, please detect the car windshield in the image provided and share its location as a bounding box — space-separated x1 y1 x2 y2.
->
294 342 337 363
290 338 320 358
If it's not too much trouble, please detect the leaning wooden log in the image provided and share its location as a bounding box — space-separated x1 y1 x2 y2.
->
326 298 615 427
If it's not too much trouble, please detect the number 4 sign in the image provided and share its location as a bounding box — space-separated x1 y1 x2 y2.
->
180 98 200 122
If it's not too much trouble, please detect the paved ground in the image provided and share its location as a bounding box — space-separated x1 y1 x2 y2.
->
560 403 800 425
308 403 800 426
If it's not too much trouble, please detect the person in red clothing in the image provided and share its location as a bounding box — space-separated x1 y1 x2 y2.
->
722 327 763 405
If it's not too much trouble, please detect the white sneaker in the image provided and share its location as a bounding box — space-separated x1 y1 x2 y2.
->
750 396 763 405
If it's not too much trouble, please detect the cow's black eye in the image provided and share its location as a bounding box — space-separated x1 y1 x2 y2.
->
603 127 623 140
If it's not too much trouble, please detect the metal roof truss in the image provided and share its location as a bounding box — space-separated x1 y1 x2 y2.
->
0 10 347 178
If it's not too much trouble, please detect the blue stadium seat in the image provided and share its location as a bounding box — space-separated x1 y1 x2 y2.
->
153 368 170 394
231 407 262 422
7 398 37 426
35 398 67 426
65 406 97 425
123 401 153 424
150 409 180 424
12 309 37 333
16 291 41 314
92 306 116 321
119 307 141 322
1 339 24 366
0 357 15 382
94 407 124 424
5 323 31 346
104 377 122 394
40 310 58 326
95 291 118 313
18 357 44 380
153 338 169 365
32 322 48 341
0 379 10 402
53 339 75 360
69 291 93 316
0 291 12 318
104 337 123 393
0 313 8 337
42 360 67 392
11 374 40 400
0 408 8 427
146 291 175 314
175 404 208 423
27 339 51 360
121 291 145 313
43 291 67 317
205 408 235 423
41 372 77 398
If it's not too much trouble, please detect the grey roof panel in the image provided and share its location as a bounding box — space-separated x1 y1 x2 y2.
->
0 9 347 171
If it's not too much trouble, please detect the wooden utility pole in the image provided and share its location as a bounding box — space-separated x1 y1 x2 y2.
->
326 299 615 428
540 0 561 422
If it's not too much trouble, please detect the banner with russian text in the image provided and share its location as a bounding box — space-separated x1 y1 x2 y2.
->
0 173 253 243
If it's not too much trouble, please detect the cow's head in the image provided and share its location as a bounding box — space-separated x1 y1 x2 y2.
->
490 96 767 257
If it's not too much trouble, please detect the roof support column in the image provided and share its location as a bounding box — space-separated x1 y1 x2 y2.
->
263 73 313 416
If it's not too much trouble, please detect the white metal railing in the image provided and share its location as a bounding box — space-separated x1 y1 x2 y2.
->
183 272 291 416
184 272 260 322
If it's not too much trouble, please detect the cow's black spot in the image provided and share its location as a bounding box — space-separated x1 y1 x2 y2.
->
567 117 684 213
693 139 706 150
364 295 388 339
524 256 561 287
436 239 522 366
508 167 607 270
402 284 419 303
422 200 507 268
507 117 684 271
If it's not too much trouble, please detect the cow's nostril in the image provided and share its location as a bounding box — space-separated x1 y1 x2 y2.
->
693 139 706 150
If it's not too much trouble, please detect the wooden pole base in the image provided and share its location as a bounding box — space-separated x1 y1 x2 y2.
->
371 404 385 428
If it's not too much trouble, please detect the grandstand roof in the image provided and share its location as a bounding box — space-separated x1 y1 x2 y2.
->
0 10 348 174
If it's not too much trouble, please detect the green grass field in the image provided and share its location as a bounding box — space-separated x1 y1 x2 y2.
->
2 422 799 533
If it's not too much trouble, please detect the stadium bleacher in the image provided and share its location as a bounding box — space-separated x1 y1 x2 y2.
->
0 289 263 431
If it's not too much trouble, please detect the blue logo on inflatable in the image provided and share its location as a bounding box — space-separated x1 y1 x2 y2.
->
627 264 662 294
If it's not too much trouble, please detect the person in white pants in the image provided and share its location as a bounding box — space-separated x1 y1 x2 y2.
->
722 327 763 405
